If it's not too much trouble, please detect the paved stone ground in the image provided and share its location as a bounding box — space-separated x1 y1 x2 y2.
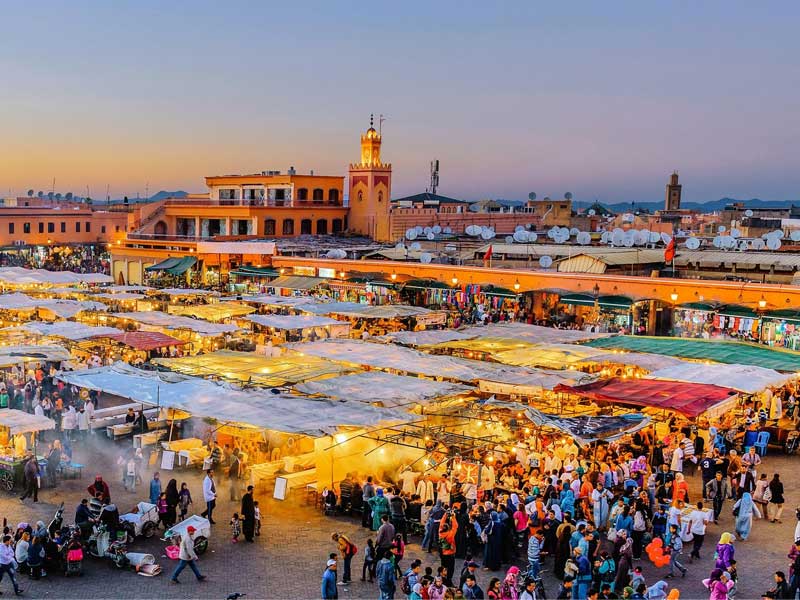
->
3 430 799 599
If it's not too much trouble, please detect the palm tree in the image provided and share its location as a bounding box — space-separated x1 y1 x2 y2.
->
65 192 73 201
37 191 43 199
26 189 34 197
55 193 62 201
47 192 54 201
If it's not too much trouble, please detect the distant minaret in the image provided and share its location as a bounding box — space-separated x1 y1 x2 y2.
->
348 115 392 241
665 172 682 210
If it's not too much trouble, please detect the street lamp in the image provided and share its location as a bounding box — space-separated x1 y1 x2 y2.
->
759 295 767 309
451 276 458 286
670 289 679 302
338 271 346 279
390 271 397 281
513 279 520 291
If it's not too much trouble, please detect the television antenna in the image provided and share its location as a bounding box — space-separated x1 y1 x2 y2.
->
429 160 440 195
379 114 387 136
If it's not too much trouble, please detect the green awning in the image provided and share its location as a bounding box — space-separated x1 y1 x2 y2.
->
764 309 800 323
403 279 452 290
677 302 718 312
559 294 632 309
583 336 800 372
230 267 280 278
718 304 758 318
145 256 197 275
479 285 519 298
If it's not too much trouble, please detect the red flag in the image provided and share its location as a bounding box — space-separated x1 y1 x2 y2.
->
664 238 676 262
483 245 493 261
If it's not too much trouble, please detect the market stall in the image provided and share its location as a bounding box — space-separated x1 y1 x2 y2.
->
672 302 718 337
0 410 56 490
761 309 800 351
646 362 794 395
110 311 238 352
245 314 350 343
169 301 256 322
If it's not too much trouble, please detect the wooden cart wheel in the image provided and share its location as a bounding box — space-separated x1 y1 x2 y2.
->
193 535 208 555
142 521 157 538
4 474 14 492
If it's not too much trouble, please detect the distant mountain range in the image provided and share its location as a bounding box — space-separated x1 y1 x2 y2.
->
573 197 800 213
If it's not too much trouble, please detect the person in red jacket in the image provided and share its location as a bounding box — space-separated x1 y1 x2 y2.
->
438 511 458 588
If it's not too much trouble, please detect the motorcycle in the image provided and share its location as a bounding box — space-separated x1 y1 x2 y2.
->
48 502 65 540
86 524 129 569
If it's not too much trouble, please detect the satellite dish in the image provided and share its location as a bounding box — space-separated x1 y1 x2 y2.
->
395 242 406 250
623 234 635 247
481 229 495 240
685 237 700 250
325 250 337 258
415 226 423 235
770 229 785 239
600 231 610 244
718 225 727 233
539 255 553 268
712 236 722 248
751 238 766 250
515 225 525 232
547 227 559 239
791 230 800 242
767 237 782 251
423 226 432 235
432 225 442 234
426 231 435 241
420 253 432 264
745 209 754 217
737 240 749 251
721 235 736 250
729 228 741 238
576 232 591 245
410 242 422 251
565 192 573 200
527 232 538 243
513 230 527 243
587 209 596 216
528 192 537 201
660 233 672 245
443 227 452 234
635 230 648 246
569 227 580 236
613 227 624 236
649 231 661 244
611 230 624 246
406 229 418 240
505 235 514 244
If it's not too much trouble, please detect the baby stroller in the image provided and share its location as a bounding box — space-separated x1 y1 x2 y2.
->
63 535 84 577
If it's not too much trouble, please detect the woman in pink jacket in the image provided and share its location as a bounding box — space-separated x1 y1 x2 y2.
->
703 569 735 600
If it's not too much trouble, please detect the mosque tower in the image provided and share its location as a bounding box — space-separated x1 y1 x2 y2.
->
348 115 392 241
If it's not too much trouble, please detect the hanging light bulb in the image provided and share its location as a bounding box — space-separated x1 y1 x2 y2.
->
759 295 767 309
451 276 458 285
514 279 521 291
670 289 679 302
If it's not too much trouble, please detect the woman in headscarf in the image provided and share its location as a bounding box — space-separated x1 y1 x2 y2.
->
553 521 573 580
732 491 761 540
703 568 735 600
592 482 613 529
614 532 633 592
714 532 735 570
423 500 445 552
560 488 575 517
454 501 469 559
164 478 179 528
645 580 669 600
500 565 520 600
768 472 785 523
482 510 504 571
368 488 390 531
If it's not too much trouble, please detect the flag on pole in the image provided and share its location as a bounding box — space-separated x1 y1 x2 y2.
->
664 238 675 263
483 245 493 262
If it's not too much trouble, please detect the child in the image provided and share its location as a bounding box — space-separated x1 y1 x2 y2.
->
156 492 169 529
651 506 667 540
629 565 645 590
178 482 192 521
665 524 686 578
361 538 376 582
254 500 262 536
728 559 738 599
230 513 241 543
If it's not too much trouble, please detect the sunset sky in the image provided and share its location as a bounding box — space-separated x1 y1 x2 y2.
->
1 1 798 204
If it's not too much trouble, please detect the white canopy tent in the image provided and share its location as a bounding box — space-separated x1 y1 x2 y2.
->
232 295 320 308
587 352 690 372
246 314 344 330
0 410 55 435
93 292 146 301
0 268 112 286
0 344 72 366
56 362 405 436
97 285 153 293
5 322 123 341
379 330 478 347
0 293 107 318
296 371 473 408
304 303 434 319
153 288 220 297
646 363 795 394
460 322 611 344
112 311 238 337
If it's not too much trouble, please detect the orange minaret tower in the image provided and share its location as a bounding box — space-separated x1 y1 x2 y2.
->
348 115 392 241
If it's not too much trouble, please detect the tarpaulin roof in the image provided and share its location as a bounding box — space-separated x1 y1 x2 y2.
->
144 256 197 275
7 322 123 341
583 335 800 373
0 409 55 435
379 329 477 347
55 362 403 436
0 293 108 318
0 344 71 365
646 363 794 394
232 294 319 308
153 288 220 297
246 314 345 330
429 337 536 356
152 349 353 386
305 303 434 319
557 378 738 418
97 285 152 293
170 302 255 321
267 276 326 290
483 399 650 446
93 292 145 300
0 267 112 286
104 331 187 351
295 371 473 408
460 322 611 344
112 311 238 336
585 352 689 372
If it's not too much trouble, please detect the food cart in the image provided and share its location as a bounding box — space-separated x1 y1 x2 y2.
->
0 410 56 491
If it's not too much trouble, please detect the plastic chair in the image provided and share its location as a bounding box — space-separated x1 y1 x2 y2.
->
754 431 771 456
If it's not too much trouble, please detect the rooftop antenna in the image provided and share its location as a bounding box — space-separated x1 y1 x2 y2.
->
51 177 56 194
145 182 149 201
379 114 387 136
106 184 110 202
430 159 440 196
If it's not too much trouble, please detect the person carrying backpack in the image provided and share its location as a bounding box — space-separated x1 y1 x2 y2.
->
400 560 422 598
331 532 357 584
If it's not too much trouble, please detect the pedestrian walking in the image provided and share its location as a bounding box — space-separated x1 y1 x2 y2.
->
200 469 217 524
0 535 22 595
149 472 161 504
321 558 338 599
170 525 206 584
19 456 39 503
687 501 708 561
241 485 256 543
768 473 785 523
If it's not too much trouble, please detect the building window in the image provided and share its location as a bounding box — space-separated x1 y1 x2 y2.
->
296 188 308 201
332 218 343 234
357 191 363 202
38 223 44 234
101 225 106 234
282 219 294 235
85 222 91 232
76 222 81 233
264 219 276 235
274 188 286 200
312 188 324 201
8 223 14 234
219 188 238 200
316 219 328 235
115 225 120 232
300 219 312 235
378 191 383 203
60 222 66 233
328 189 339 203
47 222 54 233
23 223 30 234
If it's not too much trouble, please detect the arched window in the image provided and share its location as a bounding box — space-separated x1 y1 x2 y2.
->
264 219 276 235
332 219 343 234
357 191 363 202
378 191 383 203
154 221 168 236
328 189 339 203
282 219 294 235
300 219 312 235
297 188 308 201
316 219 328 235
313 188 324 201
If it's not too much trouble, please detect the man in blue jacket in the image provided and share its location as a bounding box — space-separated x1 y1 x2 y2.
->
321 559 338 599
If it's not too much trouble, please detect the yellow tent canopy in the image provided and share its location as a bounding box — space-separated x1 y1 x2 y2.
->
169 301 255 322
428 337 535 355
